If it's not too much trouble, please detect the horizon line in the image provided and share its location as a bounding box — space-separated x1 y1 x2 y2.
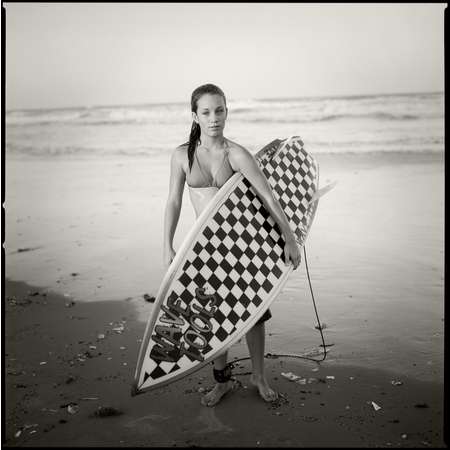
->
6 90 444 113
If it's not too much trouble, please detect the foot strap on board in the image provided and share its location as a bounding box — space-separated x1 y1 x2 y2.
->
213 363 233 383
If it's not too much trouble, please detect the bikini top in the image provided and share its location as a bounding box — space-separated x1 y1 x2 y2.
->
187 142 235 218
187 142 234 189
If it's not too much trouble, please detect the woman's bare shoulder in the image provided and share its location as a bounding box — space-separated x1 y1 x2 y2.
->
225 139 258 172
173 143 189 159
226 139 254 163
175 142 189 153
226 139 246 151
227 139 252 156
170 143 190 173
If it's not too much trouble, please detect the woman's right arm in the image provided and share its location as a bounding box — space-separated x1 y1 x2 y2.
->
163 147 186 267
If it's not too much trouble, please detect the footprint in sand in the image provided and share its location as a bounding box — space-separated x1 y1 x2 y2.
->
193 408 233 434
124 410 233 436
124 414 171 434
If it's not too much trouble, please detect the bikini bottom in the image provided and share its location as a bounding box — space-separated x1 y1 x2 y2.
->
255 308 272 325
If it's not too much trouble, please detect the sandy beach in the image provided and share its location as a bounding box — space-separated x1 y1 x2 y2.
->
3 150 445 447
4 277 445 448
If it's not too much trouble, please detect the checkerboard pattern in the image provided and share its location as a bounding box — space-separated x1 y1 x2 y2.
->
258 137 319 246
138 136 318 390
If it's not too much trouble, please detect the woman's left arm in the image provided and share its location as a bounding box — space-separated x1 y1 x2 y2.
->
229 145 301 269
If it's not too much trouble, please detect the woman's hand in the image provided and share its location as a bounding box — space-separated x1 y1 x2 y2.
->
164 246 176 268
283 234 301 269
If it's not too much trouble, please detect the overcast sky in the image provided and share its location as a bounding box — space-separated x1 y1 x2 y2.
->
4 2 446 110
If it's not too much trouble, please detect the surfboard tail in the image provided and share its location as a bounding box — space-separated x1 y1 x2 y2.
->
130 381 141 397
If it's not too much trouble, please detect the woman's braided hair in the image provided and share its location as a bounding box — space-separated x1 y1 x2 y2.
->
187 84 227 171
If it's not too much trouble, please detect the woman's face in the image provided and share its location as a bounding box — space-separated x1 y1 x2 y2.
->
193 93 228 138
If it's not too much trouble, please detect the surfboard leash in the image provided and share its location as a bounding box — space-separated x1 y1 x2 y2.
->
231 245 328 375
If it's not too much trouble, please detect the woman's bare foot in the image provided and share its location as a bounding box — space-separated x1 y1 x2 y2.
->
250 374 278 402
201 381 233 407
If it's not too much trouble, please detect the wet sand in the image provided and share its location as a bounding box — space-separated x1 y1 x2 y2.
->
4 151 445 447
4 279 445 448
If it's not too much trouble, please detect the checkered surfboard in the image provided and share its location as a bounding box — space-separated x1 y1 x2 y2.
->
132 136 319 395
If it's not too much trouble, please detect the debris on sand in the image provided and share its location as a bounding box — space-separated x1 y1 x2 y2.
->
67 404 79 414
371 401 382 411
65 301 76 308
8 369 26 376
65 375 77 384
92 406 123 418
41 408 58 413
16 246 41 254
7 296 32 307
281 372 302 382
414 403 429 409
391 380 403 386
143 293 156 303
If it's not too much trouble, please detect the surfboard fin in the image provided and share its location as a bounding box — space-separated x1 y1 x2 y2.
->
309 180 337 204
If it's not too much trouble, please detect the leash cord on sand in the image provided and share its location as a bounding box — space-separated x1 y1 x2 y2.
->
230 245 328 374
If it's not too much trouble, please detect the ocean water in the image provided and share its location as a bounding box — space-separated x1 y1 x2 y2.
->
5 92 444 159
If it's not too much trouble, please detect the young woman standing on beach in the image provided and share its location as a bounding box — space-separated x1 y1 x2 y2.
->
163 83 301 407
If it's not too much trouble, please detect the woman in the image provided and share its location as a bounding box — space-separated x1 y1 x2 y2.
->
163 83 301 407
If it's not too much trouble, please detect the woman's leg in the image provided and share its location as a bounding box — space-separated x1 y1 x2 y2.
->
201 351 234 407
245 322 278 402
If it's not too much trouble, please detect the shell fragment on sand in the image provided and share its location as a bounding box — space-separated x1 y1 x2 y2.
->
281 372 302 382
371 401 382 411
67 404 79 414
